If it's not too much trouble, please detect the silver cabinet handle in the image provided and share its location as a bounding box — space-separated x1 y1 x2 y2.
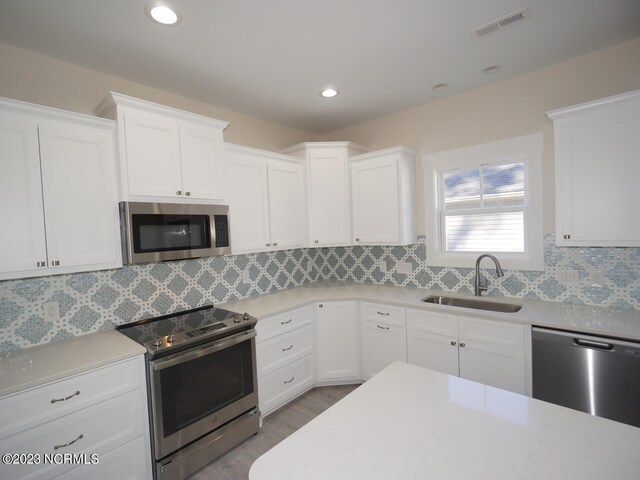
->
377 324 390 330
460 342 466 348
37 261 46 267
176 190 182 195
314 240 319 244
376 311 390 316
282 345 294 352
51 390 80 404
185 191 191 196
284 377 295 384
54 434 83 450
355 238 360 242
318 304 323 308
266 243 272 247
273 242 278 246
51 260 60 266
450 341 457 346
281 319 292 325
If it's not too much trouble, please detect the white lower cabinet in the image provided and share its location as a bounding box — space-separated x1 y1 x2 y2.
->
315 301 360 383
360 302 407 380
256 305 315 416
0 356 151 480
407 309 527 395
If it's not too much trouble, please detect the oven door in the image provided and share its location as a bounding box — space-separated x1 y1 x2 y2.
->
149 329 258 459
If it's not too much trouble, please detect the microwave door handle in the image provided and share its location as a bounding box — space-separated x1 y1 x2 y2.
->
151 329 256 371
209 215 216 248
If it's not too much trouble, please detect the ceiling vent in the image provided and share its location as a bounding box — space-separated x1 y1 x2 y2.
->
472 8 529 38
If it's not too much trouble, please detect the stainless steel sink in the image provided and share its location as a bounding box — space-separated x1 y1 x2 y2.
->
422 295 522 313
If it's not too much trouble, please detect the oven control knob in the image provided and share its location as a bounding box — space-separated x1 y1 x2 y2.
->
234 315 241 324
153 338 162 347
243 313 250 321
167 334 176 344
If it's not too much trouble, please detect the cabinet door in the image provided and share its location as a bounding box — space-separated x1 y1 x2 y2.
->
123 111 182 197
553 93 640 246
38 122 119 269
351 156 400 244
225 152 271 253
458 316 525 395
406 310 459 376
361 320 407 380
179 122 224 200
315 301 360 382
308 150 351 246
267 159 306 249
0 113 47 276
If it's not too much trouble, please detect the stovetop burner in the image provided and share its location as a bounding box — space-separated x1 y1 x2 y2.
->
117 305 256 359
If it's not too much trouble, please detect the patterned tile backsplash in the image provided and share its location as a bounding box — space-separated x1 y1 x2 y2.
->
0 234 638 352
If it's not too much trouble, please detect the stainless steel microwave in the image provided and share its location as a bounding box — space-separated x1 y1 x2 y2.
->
119 202 231 265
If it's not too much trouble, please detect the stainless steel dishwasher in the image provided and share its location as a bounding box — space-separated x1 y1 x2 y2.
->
532 327 640 428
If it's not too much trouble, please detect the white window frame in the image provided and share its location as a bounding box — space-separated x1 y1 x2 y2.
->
423 133 544 271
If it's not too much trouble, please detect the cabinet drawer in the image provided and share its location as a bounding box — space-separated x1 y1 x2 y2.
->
0 389 144 480
459 317 524 351
407 309 458 337
57 435 149 480
258 354 315 416
257 324 314 378
256 305 313 342
360 302 405 327
0 357 142 440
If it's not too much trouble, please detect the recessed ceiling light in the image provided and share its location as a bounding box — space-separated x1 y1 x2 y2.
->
432 83 448 91
482 64 501 74
320 88 339 98
147 5 180 25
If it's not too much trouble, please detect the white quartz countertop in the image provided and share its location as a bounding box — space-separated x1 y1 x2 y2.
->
250 361 640 480
0 330 145 397
219 281 640 340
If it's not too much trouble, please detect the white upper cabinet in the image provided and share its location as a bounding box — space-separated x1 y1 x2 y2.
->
225 144 306 254
350 146 417 245
546 89 640 246
95 92 228 202
0 97 121 280
282 142 367 247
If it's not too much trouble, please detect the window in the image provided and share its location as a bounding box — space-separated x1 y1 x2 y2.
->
424 133 543 271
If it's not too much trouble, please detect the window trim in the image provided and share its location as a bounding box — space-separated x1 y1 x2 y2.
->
423 133 544 271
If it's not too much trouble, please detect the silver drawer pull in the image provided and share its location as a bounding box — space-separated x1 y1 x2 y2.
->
460 342 466 348
54 434 83 450
282 345 294 352
450 341 457 346
51 390 80 404
377 325 390 330
281 319 292 325
284 377 295 384
376 311 390 316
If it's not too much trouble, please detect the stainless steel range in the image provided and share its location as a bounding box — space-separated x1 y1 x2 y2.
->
117 305 259 480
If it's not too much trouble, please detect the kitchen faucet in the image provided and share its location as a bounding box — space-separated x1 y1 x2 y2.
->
474 254 504 296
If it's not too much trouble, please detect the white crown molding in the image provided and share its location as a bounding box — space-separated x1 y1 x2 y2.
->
545 89 640 121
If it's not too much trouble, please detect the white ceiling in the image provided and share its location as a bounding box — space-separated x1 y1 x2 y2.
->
0 0 639 134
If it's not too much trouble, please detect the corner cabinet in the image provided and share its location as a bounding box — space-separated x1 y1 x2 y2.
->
406 309 530 395
315 301 361 383
225 143 306 254
0 97 121 280
546 89 640 246
95 92 228 202
350 146 417 245
282 142 368 247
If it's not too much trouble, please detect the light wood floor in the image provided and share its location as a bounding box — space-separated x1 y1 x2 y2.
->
189 384 360 480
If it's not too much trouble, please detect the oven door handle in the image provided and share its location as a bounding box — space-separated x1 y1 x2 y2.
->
151 329 256 371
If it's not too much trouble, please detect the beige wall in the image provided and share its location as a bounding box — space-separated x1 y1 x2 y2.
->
322 37 640 235
0 42 318 151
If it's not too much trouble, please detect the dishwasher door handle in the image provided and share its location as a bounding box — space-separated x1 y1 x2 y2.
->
574 338 614 350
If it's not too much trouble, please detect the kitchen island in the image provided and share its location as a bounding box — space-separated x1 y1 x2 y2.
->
249 362 640 480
